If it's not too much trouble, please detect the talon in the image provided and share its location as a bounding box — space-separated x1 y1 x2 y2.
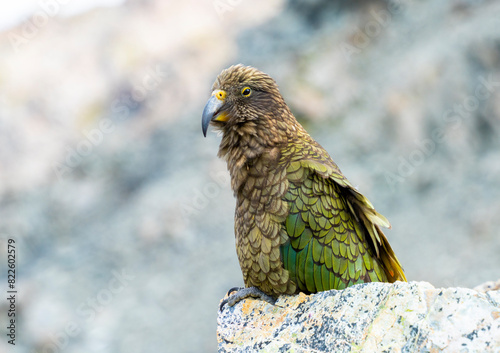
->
219 286 277 312
219 297 230 311
226 286 243 297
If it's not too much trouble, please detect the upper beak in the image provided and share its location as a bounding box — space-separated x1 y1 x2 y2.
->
202 90 227 137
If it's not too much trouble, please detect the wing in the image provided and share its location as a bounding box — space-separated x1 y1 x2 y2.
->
280 158 406 293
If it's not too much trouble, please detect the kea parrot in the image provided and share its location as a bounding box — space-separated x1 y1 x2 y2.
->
201 64 406 308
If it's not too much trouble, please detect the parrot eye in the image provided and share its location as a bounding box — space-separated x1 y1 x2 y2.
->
241 87 252 97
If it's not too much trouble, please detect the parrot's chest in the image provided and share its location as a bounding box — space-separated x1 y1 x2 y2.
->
233 161 296 296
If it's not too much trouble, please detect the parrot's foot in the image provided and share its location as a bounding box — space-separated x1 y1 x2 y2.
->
219 286 276 311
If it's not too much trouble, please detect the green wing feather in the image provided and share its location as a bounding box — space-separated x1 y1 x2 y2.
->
281 158 406 293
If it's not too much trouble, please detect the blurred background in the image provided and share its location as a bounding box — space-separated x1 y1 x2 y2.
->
0 0 499 352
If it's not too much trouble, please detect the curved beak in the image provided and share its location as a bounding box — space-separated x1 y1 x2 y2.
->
202 90 228 137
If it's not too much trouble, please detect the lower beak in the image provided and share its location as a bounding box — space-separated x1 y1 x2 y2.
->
202 94 224 137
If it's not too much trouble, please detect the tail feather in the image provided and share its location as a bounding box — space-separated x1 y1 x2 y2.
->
348 189 407 282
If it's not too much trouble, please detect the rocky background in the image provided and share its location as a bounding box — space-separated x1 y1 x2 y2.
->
0 0 499 352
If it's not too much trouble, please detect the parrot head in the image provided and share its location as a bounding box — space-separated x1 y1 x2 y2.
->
201 64 286 137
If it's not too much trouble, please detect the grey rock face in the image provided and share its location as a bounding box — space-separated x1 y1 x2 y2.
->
218 280 500 352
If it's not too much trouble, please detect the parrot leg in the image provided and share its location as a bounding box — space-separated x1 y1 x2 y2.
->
219 286 276 311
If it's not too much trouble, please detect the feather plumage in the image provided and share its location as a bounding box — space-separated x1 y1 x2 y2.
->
202 64 406 298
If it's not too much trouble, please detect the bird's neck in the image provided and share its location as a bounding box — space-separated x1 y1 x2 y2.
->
218 116 294 193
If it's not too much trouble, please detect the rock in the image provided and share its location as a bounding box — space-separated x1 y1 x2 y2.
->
217 280 500 352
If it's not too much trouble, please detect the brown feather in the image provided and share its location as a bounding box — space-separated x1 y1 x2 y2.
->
205 64 406 297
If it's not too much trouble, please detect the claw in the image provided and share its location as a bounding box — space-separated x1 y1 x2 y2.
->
219 286 277 311
219 297 230 311
226 286 244 297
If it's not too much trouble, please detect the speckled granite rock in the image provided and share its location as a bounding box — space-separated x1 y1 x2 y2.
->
217 280 500 352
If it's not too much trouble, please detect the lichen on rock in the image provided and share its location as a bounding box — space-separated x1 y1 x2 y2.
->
217 280 500 352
